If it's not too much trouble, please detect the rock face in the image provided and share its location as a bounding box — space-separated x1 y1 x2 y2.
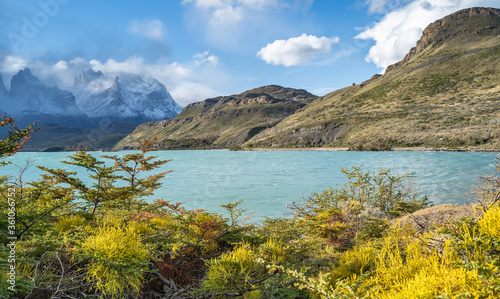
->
0 74 8 96
71 69 182 125
386 7 500 73
1 68 96 128
0 75 10 116
73 68 104 86
114 85 317 150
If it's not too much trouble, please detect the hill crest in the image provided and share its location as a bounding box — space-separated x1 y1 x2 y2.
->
386 7 500 72
114 85 316 150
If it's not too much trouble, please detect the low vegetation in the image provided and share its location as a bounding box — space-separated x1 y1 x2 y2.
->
1 121 500 298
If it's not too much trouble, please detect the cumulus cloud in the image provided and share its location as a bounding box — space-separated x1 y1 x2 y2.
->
0 52 223 106
127 19 167 41
193 51 219 66
357 0 500 70
257 33 340 67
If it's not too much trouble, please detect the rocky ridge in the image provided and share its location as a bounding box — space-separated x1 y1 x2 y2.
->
386 7 500 72
114 85 317 150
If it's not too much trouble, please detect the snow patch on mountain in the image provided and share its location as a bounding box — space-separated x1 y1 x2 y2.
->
71 69 182 125
1 68 96 128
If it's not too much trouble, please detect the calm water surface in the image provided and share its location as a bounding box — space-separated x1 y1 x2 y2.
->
2 150 498 221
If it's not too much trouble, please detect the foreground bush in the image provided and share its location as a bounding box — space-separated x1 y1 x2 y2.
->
1 128 500 298
81 224 150 298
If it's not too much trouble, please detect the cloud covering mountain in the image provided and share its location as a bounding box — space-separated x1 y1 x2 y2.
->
71 69 182 125
0 68 182 129
0 68 95 128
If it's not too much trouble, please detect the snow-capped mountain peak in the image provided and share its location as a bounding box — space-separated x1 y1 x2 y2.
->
0 68 96 128
71 70 182 125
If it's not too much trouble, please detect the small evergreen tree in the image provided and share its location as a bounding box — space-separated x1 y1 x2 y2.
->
0 115 36 165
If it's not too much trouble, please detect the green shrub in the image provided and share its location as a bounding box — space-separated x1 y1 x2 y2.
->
204 244 265 296
292 166 430 248
81 225 150 298
55 215 86 233
330 245 376 284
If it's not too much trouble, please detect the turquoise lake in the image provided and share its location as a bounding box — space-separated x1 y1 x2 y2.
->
1 150 498 221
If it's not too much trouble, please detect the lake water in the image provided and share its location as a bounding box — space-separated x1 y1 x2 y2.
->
1 150 498 221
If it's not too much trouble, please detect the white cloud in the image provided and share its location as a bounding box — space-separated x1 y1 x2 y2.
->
183 0 277 25
364 0 413 14
1 55 28 73
212 5 244 23
183 0 280 24
357 0 500 70
0 51 224 106
257 33 340 67
127 19 166 41
366 0 390 13
193 51 219 66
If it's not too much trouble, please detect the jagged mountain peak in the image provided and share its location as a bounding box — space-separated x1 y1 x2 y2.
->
10 68 46 99
74 68 104 86
71 70 182 125
387 7 500 72
11 67 43 87
0 68 96 128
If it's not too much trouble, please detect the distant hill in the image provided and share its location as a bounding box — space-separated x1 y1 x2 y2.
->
245 7 500 150
114 85 316 150
19 122 138 152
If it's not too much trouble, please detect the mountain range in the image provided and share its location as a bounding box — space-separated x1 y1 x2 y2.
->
0 68 95 128
71 69 182 125
116 7 500 151
0 68 182 150
3 7 500 152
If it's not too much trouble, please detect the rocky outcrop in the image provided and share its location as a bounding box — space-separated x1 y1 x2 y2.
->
386 7 500 73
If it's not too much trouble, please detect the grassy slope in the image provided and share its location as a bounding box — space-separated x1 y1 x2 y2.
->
247 10 500 150
114 86 315 150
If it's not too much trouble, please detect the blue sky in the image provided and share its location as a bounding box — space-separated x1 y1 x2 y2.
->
1 0 500 106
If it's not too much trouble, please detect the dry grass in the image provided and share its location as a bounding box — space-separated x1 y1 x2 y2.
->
394 204 476 232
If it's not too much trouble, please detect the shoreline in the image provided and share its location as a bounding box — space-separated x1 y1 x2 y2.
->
19 146 500 153
244 147 500 152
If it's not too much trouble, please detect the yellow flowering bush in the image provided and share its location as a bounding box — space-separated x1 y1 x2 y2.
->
204 244 265 296
479 205 500 239
82 225 150 298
